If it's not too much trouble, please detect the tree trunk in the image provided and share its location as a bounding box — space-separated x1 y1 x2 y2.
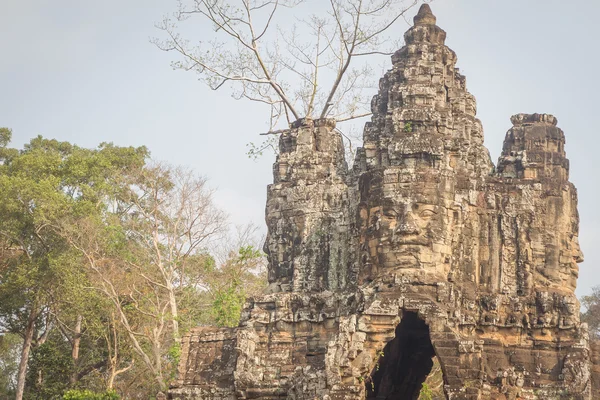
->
69 314 83 385
107 362 117 390
167 282 180 343
153 334 166 391
15 308 37 400
107 314 118 389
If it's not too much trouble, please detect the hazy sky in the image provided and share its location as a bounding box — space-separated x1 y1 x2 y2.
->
1 0 598 296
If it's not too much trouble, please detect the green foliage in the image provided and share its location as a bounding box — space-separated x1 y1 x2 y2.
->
0 128 11 148
212 285 246 328
418 357 445 400
419 382 433 400
25 337 73 400
174 254 218 331
167 342 182 380
374 350 384 371
403 121 413 132
246 136 278 160
238 245 262 260
0 333 20 399
581 286 600 339
210 245 266 327
62 389 120 400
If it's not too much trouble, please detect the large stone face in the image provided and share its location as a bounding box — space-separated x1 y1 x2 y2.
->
170 5 596 400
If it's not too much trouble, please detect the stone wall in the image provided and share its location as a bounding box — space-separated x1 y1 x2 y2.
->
170 5 596 400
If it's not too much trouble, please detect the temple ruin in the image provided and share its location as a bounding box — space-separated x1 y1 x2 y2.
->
169 5 598 399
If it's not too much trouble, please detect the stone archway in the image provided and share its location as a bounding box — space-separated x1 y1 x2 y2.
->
366 311 441 400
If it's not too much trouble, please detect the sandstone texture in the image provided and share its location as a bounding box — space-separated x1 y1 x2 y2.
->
170 5 597 399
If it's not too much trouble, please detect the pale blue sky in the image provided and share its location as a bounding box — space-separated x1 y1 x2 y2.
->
1 0 598 296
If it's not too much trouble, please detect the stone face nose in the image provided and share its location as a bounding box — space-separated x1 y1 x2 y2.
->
414 3 437 26
396 212 420 235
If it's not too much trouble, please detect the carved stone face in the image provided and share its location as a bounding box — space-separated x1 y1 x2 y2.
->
561 294 578 316
536 291 553 314
377 196 439 267
361 164 455 274
566 238 584 291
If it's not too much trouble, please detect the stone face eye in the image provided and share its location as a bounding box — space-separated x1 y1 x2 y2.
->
420 209 436 218
383 209 397 218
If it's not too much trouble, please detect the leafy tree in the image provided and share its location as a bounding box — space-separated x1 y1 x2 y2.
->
62 163 229 392
0 130 148 400
209 244 266 327
581 286 600 339
0 130 268 397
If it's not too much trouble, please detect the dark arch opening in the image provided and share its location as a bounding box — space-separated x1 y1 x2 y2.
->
366 311 438 400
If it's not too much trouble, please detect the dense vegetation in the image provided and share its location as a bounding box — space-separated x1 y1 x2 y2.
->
0 128 266 399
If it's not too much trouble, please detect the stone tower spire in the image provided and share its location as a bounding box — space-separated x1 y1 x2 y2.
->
356 3 492 177
413 3 436 25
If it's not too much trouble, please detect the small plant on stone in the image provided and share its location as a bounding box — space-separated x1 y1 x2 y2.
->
403 121 413 132
375 350 384 371
419 383 434 400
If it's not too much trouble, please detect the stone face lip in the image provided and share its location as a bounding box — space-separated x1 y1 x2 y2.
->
511 113 558 126
414 3 437 25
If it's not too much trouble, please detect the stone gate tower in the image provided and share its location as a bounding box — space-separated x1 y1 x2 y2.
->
170 5 596 399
